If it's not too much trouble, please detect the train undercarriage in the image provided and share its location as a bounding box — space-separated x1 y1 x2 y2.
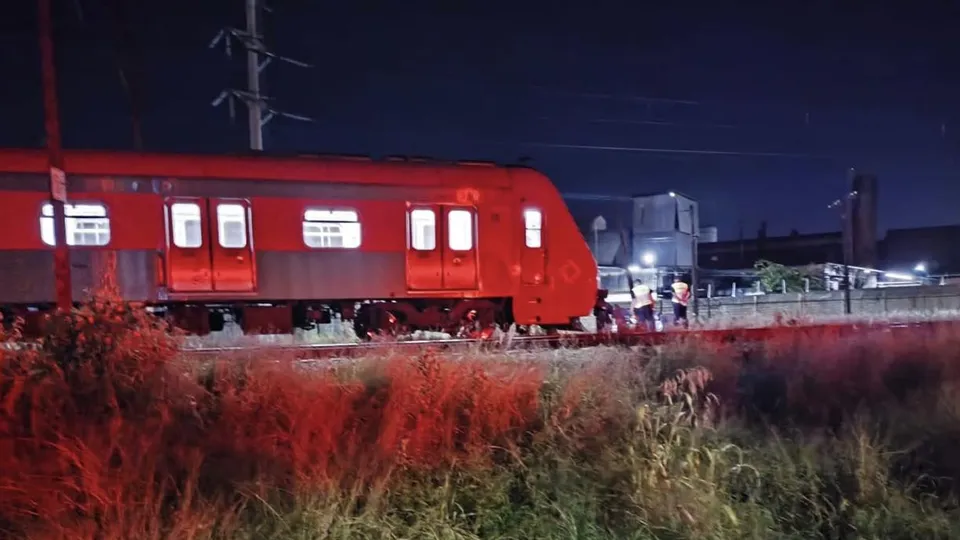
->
2 297 581 341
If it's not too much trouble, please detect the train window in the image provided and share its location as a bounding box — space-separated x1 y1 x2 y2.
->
303 208 361 248
524 209 542 248
171 203 203 248
40 202 111 247
410 209 436 251
217 203 248 248
447 209 473 251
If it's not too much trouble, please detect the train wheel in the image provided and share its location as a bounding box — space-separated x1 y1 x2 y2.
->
354 304 404 341
454 306 501 340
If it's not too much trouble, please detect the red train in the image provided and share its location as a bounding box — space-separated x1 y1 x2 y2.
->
0 149 597 337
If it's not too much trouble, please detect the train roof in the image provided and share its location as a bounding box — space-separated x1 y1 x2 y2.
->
0 148 543 189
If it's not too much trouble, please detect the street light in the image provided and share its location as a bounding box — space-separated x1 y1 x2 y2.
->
914 262 927 274
641 251 656 266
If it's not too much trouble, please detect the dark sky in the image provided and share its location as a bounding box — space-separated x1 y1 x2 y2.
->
3 1 959 240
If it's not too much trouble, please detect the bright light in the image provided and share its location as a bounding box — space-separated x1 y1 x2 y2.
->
641 251 656 266
885 272 914 281
627 264 641 273
914 263 927 273
668 191 676 197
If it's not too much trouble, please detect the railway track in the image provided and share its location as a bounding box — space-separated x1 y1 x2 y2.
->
182 319 960 361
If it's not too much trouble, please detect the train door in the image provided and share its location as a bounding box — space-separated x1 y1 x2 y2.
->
442 207 478 289
405 204 478 290
210 199 256 291
164 198 256 292
520 208 546 284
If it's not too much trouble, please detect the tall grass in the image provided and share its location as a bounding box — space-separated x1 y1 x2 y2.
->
2 295 960 538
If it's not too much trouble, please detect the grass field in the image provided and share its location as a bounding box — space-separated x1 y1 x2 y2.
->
3 296 960 539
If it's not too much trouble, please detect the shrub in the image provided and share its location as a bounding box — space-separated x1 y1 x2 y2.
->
2 300 960 538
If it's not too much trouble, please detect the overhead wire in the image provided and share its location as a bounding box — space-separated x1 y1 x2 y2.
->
517 141 825 159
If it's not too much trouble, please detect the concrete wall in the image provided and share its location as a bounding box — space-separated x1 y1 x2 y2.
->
691 285 960 322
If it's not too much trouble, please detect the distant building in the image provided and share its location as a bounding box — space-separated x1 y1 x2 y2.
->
698 225 960 275
632 191 699 268
879 225 960 274
701 170 881 271
699 231 843 270
698 226 718 243
849 172 879 268
565 191 701 270
568 173 960 278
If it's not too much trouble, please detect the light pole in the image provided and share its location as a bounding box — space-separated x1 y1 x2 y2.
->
673 197 699 321
689 203 699 320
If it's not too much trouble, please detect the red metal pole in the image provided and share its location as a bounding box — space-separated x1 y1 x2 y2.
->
38 0 73 312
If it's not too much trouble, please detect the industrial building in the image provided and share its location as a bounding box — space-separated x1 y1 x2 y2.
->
569 170 960 297
566 191 710 298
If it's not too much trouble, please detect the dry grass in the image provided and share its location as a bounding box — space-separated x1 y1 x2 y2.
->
692 307 960 330
2 294 960 538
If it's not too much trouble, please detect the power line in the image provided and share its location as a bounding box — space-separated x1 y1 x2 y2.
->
527 84 700 105
364 71 957 136
538 115 738 130
519 141 825 159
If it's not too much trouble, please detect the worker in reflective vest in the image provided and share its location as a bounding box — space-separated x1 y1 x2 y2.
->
631 282 655 331
670 276 690 327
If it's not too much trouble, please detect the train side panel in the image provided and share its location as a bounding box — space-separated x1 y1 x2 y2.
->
0 151 594 333
0 186 162 304
0 171 520 304
250 196 408 300
508 168 597 325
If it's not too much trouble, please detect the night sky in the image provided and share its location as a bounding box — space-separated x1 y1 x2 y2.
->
2 1 959 240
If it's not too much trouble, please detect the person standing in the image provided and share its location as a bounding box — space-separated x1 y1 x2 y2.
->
631 282 655 331
670 275 691 328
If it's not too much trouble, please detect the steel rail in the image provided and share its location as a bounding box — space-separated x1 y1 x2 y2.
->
181 319 960 361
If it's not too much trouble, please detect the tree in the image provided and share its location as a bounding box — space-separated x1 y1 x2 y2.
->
753 259 823 293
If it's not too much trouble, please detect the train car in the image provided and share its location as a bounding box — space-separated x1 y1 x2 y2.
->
0 149 597 337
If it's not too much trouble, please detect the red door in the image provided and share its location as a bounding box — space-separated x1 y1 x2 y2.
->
520 208 546 285
406 206 443 289
442 206 478 289
165 199 212 291
210 198 256 291
164 198 256 293
405 204 478 290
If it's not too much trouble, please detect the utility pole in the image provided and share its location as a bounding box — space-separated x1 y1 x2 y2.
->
690 203 699 320
210 0 313 151
842 199 853 315
244 0 263 150
38 0 72 312
829 172 859 316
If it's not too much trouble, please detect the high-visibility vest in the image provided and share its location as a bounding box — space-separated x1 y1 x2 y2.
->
632 284 653 308
671 281 690 306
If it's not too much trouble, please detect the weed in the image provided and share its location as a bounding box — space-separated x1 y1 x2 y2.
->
2 299 960 538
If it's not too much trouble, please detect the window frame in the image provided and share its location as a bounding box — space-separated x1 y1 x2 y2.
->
409 208 438 252
169 201 204 249
523 208 543 249
446 208 474 252
215 203 249 249
302 207 362 249
39 201 112 247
